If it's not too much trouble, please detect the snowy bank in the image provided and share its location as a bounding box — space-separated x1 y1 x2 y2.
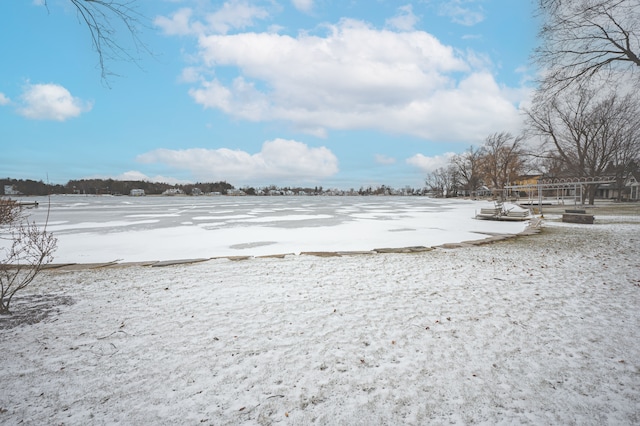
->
1 217 639 424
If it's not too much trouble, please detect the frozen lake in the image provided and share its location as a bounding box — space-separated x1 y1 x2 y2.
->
12 195 529 263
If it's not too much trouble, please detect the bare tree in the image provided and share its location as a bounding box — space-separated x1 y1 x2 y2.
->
526 87 640 203
43 0 147 85
535 0 640 94
424 137 528 199
604 98 640 200
0 200 57 315
478 132 526 195
451 147 482 197
425 166 459 198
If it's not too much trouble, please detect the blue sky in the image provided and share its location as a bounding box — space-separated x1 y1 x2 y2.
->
0 0 539 190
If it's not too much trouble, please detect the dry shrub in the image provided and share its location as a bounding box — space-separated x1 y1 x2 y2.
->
0 199 57 315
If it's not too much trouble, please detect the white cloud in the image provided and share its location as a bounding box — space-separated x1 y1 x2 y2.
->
386 5 419 31
292 0 314 14
375 154 396 165
154 8 197 36
439 1 485 26
406 152 456 173
190 19 524 139
205 0 269 34
179 67 202 83
0 93 10 106
136 139 339 184
155 1 269 36
160 9 528 142
116 171 156 182
17 83 92 121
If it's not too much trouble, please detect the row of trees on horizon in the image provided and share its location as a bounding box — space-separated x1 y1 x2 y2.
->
0 178 426 197
0 179 235 197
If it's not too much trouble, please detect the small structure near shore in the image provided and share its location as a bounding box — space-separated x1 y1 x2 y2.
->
562 209 594 224
15 200 39 208
475 201 533 222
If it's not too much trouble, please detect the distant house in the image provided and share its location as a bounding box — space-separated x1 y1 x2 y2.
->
4 185 20 196
608 173 640 201
509 175 543 198
191 188 203 196
594 173 640 201
227 189 246 196
162 188 184 196
513 175 542 187
129 189 145 196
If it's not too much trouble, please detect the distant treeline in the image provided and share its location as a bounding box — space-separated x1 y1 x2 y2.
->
1 178 235 196
2 178 423 197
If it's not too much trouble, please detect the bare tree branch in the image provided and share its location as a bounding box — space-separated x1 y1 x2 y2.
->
44 0 149 87
535 0 640 94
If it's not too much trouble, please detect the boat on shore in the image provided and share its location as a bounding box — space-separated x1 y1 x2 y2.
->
475 201 533 221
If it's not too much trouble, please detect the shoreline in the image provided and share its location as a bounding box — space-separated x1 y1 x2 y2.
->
7 199 639 270
39 218 544 270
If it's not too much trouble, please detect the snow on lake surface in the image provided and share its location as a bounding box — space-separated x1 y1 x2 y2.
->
1 217 639 424
16 195 530 263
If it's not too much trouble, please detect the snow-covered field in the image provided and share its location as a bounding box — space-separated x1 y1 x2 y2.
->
1 199 639 424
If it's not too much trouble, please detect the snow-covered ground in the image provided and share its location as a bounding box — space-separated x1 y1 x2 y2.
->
8 195 530 263
1 202 639 425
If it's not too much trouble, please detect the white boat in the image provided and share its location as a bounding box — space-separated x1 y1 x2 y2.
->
475 202 533 221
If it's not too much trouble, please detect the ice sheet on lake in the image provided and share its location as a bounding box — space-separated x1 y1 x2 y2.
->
7 195 530 263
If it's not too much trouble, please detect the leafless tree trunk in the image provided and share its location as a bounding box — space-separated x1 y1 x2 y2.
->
0 200 57 315
535 0 640 94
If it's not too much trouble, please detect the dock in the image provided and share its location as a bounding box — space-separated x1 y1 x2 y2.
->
15 201 39 208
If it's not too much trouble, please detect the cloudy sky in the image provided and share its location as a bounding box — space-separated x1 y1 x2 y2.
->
0 0 538 190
